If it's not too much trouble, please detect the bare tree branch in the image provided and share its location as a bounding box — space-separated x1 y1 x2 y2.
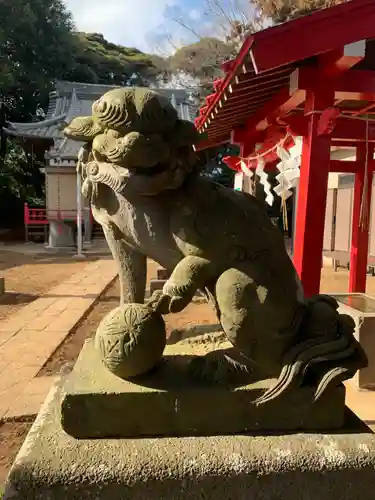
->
170 15 202 41
158 0 261 91
206 0 235 27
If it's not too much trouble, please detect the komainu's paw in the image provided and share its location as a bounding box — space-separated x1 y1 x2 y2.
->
188 351 251 384
147 291 172 315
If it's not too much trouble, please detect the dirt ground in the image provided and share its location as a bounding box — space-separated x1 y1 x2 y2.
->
2 259 375 486
40 278 217 376
0 422 32 487
0 250 98 321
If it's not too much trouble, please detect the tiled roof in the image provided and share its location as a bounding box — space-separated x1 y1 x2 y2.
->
5 81 199 160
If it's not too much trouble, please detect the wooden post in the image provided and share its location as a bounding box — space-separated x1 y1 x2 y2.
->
291 182 299 258
24 202 29 243
348 144 374 293
76 170 83 257
293 87 334 297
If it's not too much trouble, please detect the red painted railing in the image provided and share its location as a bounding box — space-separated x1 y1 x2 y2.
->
24 203 86 225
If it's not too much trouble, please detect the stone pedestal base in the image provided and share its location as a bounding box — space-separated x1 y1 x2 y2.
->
4 378 375 500
48 220 75 248
61 340 346 439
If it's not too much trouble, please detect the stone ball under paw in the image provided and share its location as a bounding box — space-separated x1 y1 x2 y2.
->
94 303 166 378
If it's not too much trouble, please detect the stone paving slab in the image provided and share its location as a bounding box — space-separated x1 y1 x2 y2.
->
5 376 59 420
0 258 117 421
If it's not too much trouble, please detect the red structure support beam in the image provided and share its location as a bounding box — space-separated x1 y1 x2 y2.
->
329 160 363 173
349 144 374 293
277 113 375 142
244 88 306 134
194 136 228 152
318 46 365 75
333 120 375 142
293 67 375 102
293 87 335 297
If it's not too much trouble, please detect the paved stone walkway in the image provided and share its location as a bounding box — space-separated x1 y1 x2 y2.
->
0 258 117 420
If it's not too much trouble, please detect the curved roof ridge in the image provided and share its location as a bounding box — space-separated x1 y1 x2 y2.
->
65 89 80 124
7 113 67 129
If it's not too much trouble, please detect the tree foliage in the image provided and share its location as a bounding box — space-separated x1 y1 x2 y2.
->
167 38 235 91
0 139 45 227
196 143 239 188
0 1 161 121
255 0 347 24
63 32 160 87
0 140 44 201
0 0 74 122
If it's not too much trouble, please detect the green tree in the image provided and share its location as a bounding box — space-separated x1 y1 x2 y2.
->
0 139 45 227
0 0 74 121
168 38 235 92
197 143 239 187
0 140 44 201
65 33 160 86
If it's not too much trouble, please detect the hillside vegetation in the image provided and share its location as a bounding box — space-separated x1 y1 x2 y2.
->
64 32 160 87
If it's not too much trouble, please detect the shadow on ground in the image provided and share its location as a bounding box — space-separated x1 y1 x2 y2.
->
0 292 37 306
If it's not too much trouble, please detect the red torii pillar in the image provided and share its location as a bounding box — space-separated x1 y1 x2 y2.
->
349 144 374 293
293 87 334 297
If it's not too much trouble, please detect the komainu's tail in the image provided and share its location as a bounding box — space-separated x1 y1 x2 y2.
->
255 296 368 406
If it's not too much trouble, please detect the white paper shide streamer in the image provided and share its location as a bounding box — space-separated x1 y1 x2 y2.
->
240 159 254 179
234 171 244 191
233 135 302 207
256 157 274 206
274 138 302 200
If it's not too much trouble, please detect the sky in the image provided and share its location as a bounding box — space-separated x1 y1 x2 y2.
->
63 0 208 54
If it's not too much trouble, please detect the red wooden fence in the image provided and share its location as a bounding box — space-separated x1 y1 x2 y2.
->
24 203 95 242
24 203 85 225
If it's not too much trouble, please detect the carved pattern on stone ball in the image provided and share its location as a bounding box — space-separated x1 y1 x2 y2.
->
95 303 167 379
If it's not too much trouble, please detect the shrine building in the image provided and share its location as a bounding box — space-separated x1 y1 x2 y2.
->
194 0 375 297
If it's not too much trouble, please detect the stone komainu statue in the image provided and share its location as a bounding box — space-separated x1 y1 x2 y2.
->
64 87 367 404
